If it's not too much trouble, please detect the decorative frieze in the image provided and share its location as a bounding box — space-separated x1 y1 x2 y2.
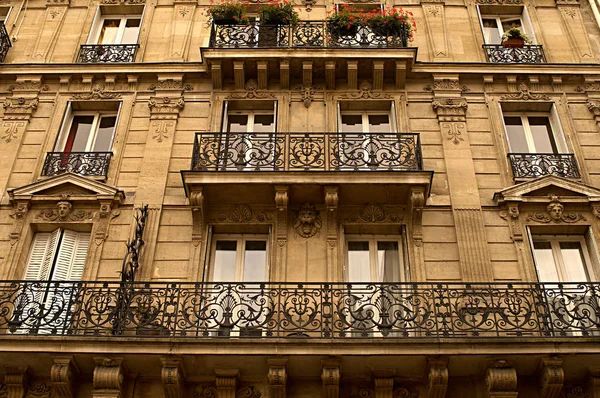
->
526 196 586 224
293 203 322 238
500 83 551 101
538 357 563 398
51 357 79 398
344 203 403 223
209 204 272 223
340 81 391 99
35 199 94 222
226 79 275 100
71 83 122 100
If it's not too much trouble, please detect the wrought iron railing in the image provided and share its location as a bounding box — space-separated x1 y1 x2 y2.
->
0 22 11 63
508 153 580 179
191 132 423 172
1 281 600 338
483 44 546 63
210 21 409 48
41 152 112 177
77 44 139 63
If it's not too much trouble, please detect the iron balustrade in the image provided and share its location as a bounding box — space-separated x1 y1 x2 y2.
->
508 153 580 179
77 44 139 63
210 21 410 49
483 44 546 63
41 152 113 177
0 22 11 63
191 132 423 172
1 281 600 338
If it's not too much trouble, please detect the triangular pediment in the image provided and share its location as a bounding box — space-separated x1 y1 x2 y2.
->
8 173 124 203
494 175 600 204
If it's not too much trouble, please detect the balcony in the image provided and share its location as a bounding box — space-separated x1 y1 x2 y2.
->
191 132 422 172
1 281 599 338
508 153 580 179
483 44 546 63
0 22 11 63
77 44 139 63
41 152 112 178
209 21 409 49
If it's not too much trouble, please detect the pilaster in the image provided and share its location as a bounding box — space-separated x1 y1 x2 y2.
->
169 0 197 61
267 359 287 398
274 185 289 281
556 0 594 62
324 186 339 282
321 359 341 398
32 0 69 61
92 358 124 398
421 1 450 61
215 369 238 398
51 356 79 398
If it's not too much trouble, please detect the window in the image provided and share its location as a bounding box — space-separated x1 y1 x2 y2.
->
0 7 12 23
345 236 405 283
210 236 269 282
478 7 535 45
532 235 593 283
222 101 276 133
89 15 141 45
502 113 566 154
56 113 117 153
339 112 393 134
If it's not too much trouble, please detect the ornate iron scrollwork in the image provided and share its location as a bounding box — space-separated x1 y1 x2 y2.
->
2 282 600 337
508 153 580 179
191 132 423 172
77 44 139 63
210 21 409 49
483 44 546 63
0 22 12 63
41 152 113 177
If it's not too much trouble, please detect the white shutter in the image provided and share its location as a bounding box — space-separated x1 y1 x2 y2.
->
221 100 229 132
390 101 398 133
24 230 61 280
521 7 537 44
273 101 278 133
55 103 73 151
51 230 90 281
549 105 568 154
476 5 487 43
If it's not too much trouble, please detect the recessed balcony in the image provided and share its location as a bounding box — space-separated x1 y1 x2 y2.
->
2 281 599 338
41 152 112 178
209 21 410 49
508 153 580 179
0 22 11 63
77 44 139 63
483 44 546 63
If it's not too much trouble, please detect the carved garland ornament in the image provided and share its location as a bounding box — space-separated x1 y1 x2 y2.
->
227 79 275 100
35 200 94 222
345 203 403 223
71 83 122 100
211 204 271 223
500 83 551 101
294 84 322 108
526 196 586 224
293 203 322 238
340 82 391 99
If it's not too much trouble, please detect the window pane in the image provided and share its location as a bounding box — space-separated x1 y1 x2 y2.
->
500 18 523 34
252 114 275 133
340 114 364 133
504 116 529 153
92 116 117 152
227 114 249 133
482 19 501 44
533 241 560 282
213 241 237 282
98 19 121 44
368 114 391 133
347 241 370 282
528 117 557 153
121 18 141 44
560 242 590 282
377 241 400 282
64 116 95 152
243 241 267 282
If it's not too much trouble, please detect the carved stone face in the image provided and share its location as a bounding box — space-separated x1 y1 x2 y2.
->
547 201 564 221
293 203 321 238
57 201 72 220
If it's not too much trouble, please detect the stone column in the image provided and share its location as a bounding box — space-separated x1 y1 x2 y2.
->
267 359 288 398
432 76 493 281
92 358 124 398
51 356 79 398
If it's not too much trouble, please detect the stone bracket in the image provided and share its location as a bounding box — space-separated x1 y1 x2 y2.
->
321 358 341 398
538 357 563 398
161 357 185 398
267 359 288 398
427 357 449 398
51 356 80 398
215 369 239 398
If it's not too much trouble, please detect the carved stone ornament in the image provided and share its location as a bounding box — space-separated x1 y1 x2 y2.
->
526 196 586 224
486 360 517 393
340 81 391 99
563 385 589 398
538 358 563 398
8 80 49 92
433 79 460 91
587 100 600 116
0 383 6 398
101 0 146 4
294 84 322 108
71 83 122 100
3 97 39 121
26 384 52 398
350 387 375 398
556 0 579 4
211 204 272 223
148 79 184 91
193 386 218 398
93 357 124 392
432 98 468 122
301 0 316 11
236 386 261 398
393 387 418 398
477 0 522 3
36 200 94 222
293 203 322 238
148 96 185 116
500 83 551 101
227 79 275 100
267 359 287 398
345 203 403 223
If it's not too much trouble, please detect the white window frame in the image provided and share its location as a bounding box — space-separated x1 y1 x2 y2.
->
501 111 567 154
55 110 119 153
88 13 142 45
222 110 276 134
531 234 595 283
209 234 270 282
338 110 396 134
477 7 536 45
344 235 406 283
0 6 12 24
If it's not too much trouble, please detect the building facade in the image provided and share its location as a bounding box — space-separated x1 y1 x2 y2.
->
1 0 600 396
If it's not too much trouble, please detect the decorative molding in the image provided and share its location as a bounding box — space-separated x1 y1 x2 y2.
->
294 84 322 108
477 0 522 4
427 358 449 398
236 387 261 398
440 122 466 145
100 0 146 4
161 358 185 398
189 187 205 247
8 202 28 246
344 203 403 223
556 0 579 3
410 188 425 247
26 384 52 398
35 200 94 222
340 81 391 99
538 357 563 398
226 79 275 100
148 96 185 119
500 83 551 101
499 203 522 241
51 357 79 398
9 80 49 92
526 196 586 224
301 0 316 11
71 83 121 100
433 79 460 91
210 204 272 223
432 98 468 122
293 203 322 238
46 0 69 4
149 79 183 91
267 359 287 398
3 97 39 121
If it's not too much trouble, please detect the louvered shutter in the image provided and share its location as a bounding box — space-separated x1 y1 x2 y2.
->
69 232 90 280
